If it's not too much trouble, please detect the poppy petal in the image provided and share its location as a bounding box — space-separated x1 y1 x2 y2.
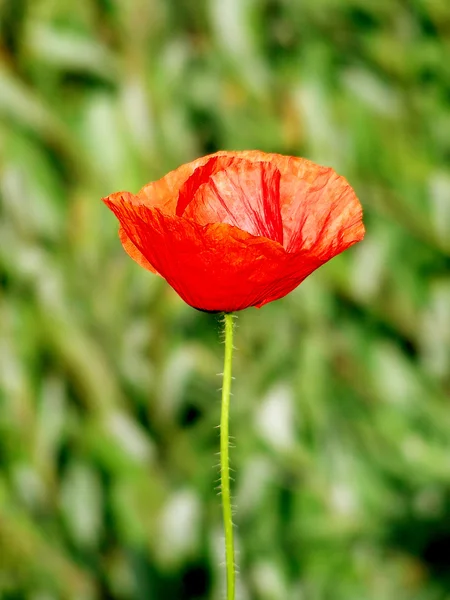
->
176 156 235 216
183 159 284 244
103 151 365 312
105 192 160 273
104 193 327 312
176 151 363 255
279 168 365 254
135 153 219 212
119 226 159 274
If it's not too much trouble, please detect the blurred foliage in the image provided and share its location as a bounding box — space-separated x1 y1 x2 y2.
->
0 0 450 598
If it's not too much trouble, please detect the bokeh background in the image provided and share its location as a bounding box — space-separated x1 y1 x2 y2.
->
1 1 450 599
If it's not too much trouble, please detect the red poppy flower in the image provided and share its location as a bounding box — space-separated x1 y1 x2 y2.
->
103 151 364 312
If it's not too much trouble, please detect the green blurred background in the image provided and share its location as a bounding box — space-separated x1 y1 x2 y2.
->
1 0 450 598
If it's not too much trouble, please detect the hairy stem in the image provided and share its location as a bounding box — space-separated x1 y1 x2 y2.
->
221 312 235 600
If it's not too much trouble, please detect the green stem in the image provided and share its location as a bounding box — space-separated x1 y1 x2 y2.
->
221 312 235 600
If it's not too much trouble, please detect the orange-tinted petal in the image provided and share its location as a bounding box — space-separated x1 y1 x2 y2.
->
176 155 235 216
103 193 327 312
103 151 365 312
178 151 364 255
119 225 159 274
134 153 220 213
134 150 287 215
183 157 284 244
105 192 160 274
222 152 365 254
278 167 365 254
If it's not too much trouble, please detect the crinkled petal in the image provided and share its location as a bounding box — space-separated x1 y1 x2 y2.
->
103 193 328 312
103 151 365 312
135 154 220 212
133 150 302 216
176 155 236 216
221 152 364 253
277 167 364 254
106 192 160 274
183 158 284 244
119 225 158 274
178 151 364 254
